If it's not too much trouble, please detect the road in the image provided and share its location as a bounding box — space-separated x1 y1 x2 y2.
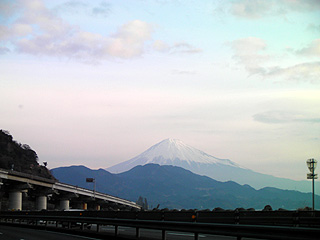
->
0 225 103 240
91 225 264 240
0 224 265 240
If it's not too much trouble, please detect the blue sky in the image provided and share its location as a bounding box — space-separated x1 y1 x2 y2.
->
1 0 320 180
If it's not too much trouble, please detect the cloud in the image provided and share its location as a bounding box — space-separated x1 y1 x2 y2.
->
307 24 320 32
230 0 320 19
0 0 154 61
230 37 269 74
1 0 199 62
253 111 320 124
171 69 196 75
171 42 202 54
0 46 9 54
296 39 320 57
284 0 320 12
0 23 34 42
230 37 320 83
15 18 153 60
153 40 169 52
0 0 19 18
231 0 274 19
92 1 111 17
153 40 202 54
54 1 88 14
263 62 320 83
54 1 110 18
107 20 154 58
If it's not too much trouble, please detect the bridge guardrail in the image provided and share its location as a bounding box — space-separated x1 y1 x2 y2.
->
0 210 319 240
1 210 319 227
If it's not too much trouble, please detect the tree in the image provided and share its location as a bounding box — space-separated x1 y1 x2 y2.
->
136 196 149 210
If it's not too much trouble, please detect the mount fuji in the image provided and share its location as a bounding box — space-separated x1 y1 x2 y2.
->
106 138 310 192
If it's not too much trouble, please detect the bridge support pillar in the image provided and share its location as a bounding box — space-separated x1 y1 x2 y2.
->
8 190 22 210
60 199 70 210
36 195 47 210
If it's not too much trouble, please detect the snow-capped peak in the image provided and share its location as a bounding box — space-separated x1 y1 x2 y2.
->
107 138 242 173
137 138 236 165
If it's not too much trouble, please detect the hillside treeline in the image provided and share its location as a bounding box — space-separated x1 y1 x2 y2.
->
0 130 55 180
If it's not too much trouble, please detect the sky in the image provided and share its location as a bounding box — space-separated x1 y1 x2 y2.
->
1 0 320 181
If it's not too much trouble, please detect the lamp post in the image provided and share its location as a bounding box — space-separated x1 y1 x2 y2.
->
86 178 96 199
306 159 317 210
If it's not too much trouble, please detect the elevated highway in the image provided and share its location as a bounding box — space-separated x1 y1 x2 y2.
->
0 168 140 211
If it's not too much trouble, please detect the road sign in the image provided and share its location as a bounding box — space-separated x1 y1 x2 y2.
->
86 178 95 182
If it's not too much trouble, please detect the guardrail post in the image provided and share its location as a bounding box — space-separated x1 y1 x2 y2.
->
194 232 199 240
136 227 140 238
294 210 299 227
162 230 166 240
235 210 240 224
97 224 100 232
115 225 118 237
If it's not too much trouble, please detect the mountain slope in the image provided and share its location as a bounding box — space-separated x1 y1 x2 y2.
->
0 130 55 180
52 164 314 210
107 138 242 173
51 165 125 197
106 139 310 192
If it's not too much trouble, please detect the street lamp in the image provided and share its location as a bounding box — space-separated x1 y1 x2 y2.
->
306 158 318 210
86 178 96 199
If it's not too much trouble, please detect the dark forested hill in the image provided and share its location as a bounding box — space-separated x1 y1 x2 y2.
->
0 130 55 180
52 164 315 210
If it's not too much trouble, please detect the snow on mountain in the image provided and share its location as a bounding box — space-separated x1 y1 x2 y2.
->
106 138 310 192
107 138 243 174
136 138 240 166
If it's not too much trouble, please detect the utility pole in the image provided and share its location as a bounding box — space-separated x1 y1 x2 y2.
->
306 159 318 210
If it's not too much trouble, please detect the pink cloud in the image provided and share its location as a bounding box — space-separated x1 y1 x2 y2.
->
1 1 154 61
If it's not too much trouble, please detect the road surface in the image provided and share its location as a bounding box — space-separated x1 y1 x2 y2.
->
0 224 265 240
0 225 103 240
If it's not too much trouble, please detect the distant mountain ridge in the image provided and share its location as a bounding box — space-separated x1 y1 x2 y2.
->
52 164 315 210
106 138 310 192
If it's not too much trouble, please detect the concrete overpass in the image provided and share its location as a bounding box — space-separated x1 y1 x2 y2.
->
0 168 141 211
